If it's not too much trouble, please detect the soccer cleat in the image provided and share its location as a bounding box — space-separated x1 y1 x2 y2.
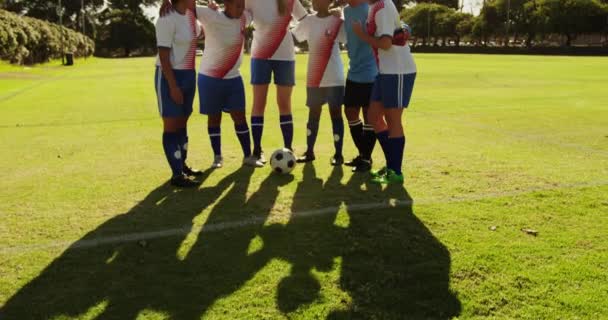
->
344 155 363 167
211 155 223 169
331 154 344 166
183 164 204 177
242 155 265 168
296 152 316 163
370 166 388 178
170 174 200 188
253 150 267 164
370 169 404 184
352 159 372 172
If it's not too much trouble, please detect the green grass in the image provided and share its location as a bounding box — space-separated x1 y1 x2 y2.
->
0 54 607 319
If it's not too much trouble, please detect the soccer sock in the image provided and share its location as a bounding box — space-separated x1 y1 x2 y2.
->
208 126 221 156
306 119 320 154
362 124 377 161
235 123 252 157
251 116 264 154
376 130 390 168
332 117 344 156
178 127 188 166
162 132 183 178
388 136 405 175
280 114 293 150
348 119 364 156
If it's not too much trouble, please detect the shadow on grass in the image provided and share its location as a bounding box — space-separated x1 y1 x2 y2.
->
0 166 460 319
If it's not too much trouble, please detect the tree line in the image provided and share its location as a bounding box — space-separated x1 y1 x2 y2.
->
1 0 607 63
402 0 608 47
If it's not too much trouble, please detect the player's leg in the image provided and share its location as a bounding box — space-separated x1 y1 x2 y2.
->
156 67 198 187
198 73 224 168
207 113 223 168
380 73 416 184
384 107 405 180
358 82 377 172
228 76 263 167
297 104 321 163
328 86 345 166
250 58 272 162
344 80 364 166
367 75 390 179
178 74 203 177
274 60 296 151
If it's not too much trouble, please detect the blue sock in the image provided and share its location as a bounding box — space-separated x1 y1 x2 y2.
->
162 132 183 178
280 114 293 150
178 127 188 166
331 117 344 156
235 123 252 157
251 116 264 154
208 126 221 156
376 130 390 168
388 136 405 175
306 119 320 154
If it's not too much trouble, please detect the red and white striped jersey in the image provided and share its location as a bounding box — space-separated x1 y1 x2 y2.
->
367 0 416 75
155 9 201 70
196 7 251 79
293 15 346 88
246 0 308 61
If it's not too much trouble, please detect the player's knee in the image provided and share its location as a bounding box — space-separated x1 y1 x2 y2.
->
230 111 246 125
344 107 360 121
329 107 342 119
208 114 222 127
308 107 322 121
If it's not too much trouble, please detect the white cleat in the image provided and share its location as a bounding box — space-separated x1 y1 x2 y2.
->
243 155 264 168
211 155 223 169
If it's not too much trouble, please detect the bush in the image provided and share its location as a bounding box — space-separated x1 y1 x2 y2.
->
0 9 94 65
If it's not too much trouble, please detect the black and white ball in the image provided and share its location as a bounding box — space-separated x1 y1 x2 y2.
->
270 148 296 174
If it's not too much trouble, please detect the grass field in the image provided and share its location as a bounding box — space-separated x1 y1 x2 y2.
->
0 54 607 319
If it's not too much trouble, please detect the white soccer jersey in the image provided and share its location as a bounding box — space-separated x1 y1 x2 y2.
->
196 7 252 79
367 0 416 75
155 9 201 70
293 15 346 88
246 0 308 61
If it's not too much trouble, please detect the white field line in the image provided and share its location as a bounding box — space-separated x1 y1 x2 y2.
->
1 180 606 255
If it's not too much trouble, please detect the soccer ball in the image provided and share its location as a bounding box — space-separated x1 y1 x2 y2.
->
270 148 296 174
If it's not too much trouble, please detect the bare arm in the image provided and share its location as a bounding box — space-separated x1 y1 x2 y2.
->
158 48 183 105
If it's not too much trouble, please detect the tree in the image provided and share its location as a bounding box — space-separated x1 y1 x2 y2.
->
96 7 155 57
2 0 104 28
402 3 452 45
472 0 502 45
535 0 607 46
409 0 459 9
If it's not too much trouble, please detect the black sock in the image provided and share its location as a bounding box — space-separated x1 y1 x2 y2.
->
362 124 376 160
348 119 364 157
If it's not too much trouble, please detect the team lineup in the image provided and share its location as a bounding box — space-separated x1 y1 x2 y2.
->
155 0 416 187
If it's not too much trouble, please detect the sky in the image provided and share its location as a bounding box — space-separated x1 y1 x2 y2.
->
143 0 482 20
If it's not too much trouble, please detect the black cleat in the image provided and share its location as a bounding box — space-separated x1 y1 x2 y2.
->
183 165 204 177
352 159 372 172
331 154 344 166
344 155 363 167
170 174 200 188
296 152 316 163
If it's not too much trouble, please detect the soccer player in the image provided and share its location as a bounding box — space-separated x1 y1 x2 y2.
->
155 0 203 188
292 0 346 165
352 0 416 184
342 0 378 172
246 0 308 163
195 0 264 168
